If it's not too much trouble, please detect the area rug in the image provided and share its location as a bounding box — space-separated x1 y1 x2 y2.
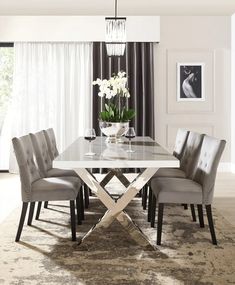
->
0 197 234 285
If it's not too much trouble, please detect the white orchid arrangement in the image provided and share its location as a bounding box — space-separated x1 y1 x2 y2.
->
92 71 130 99
92 71 135 122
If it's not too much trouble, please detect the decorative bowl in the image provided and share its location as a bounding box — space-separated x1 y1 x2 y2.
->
99 121 129 143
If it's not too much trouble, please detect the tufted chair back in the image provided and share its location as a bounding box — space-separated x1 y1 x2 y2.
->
30 131 52 177
43 128 59 160
180 131 204 178
12 135 41 202
173 129 189 160
193 135 226 204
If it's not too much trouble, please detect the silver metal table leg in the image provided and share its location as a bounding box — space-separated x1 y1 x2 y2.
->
75 168 158 250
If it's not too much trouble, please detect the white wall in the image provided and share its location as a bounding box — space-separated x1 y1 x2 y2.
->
0 15 232 167
231 14 235 172
154 16 231 166
0 16 160 42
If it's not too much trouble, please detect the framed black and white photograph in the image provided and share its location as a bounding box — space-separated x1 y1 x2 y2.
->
177 63 205 101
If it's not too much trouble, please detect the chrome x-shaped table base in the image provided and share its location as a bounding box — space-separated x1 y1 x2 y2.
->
75 167 158 250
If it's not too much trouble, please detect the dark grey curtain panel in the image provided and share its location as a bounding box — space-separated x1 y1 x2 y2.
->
92 42 155 138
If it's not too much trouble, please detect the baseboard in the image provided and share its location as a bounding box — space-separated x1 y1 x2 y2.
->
218 163 231 172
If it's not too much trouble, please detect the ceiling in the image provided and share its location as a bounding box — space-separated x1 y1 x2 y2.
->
0 0 235 16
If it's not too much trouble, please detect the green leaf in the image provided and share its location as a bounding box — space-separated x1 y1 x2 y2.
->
100 111 109 121
100 100 135 122
105 103 110 112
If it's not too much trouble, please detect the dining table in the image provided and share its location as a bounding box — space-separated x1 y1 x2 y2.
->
53 136 179 249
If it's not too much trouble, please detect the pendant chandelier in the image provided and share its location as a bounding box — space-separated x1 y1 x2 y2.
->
105 0 126 57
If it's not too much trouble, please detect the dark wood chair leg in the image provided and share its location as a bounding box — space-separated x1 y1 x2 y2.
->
80 187 85 220
190 204 197 222
142 185 148 210
27 202 35 225
15 202 28 242
84 185 89 209
150 194 157 228
205 205 217 245
147 187 153 222
44 201 48 208
197 204 204 228
70 200 76 241
141 188 144 206
157 203 164 245
183 204 188 210
35 201 42 220
76 193 82 225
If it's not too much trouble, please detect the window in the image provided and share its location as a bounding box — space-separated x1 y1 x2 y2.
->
0 43 14 134
0 43 14 170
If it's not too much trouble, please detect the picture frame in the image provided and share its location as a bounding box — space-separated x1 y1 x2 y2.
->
177 62 205 101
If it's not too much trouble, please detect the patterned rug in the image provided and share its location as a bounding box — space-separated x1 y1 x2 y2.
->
0 197 234 285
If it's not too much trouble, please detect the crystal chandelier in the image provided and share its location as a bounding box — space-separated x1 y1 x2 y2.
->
105 0 126 57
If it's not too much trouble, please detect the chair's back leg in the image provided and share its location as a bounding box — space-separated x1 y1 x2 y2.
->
197 204 204 227
157 203 164 245
70 200 76 241
147 187 153 222
35 202 42 220
84 185 90 209
150 194 157 228
183 204 188 210
79 188 85 220
190 204 197 222
76 194 82 225
142 185 148 210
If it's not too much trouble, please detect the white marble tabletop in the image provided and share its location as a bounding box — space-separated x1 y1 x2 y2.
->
54 136 179 169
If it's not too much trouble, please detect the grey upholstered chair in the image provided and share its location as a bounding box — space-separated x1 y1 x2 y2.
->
173 128 190 159
30 130 85 218
142 129 189 209
180 131 205 178
43 128 59 161
146 131 204 223
12 135 82 242
154 128 190 178
43 128 90 210
150 135 226 245
158 130 204 180
30 131 77 178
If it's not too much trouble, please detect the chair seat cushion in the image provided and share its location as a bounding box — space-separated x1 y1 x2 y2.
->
153 168 186 178
47 168 78 178
31 176 80 202
151 177 202 204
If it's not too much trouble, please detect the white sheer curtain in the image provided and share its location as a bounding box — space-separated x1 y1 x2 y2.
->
5 42 93 172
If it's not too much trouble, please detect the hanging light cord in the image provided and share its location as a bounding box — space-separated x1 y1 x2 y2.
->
115 0 117 18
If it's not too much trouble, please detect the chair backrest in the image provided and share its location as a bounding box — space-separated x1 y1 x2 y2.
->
12 135 41 202
180 131 204 178
30 131 52 177
43 128 59 160
173 129 189 160
193 135 226 204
